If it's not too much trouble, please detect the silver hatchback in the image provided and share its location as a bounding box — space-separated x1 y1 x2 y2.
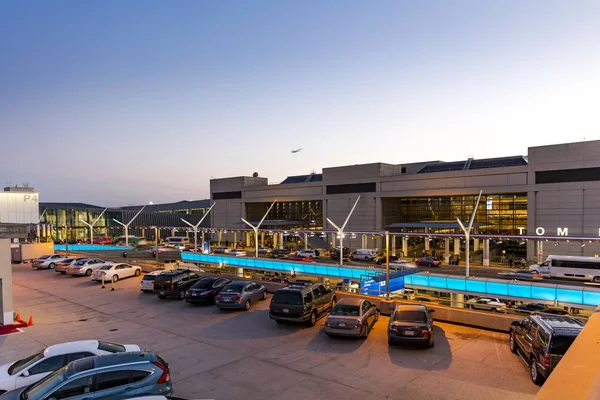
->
324 298 379 338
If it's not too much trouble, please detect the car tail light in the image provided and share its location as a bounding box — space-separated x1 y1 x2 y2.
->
544 355 551 368
215 295 222 301
153 362 170 384
325 319 330 327
391 328 399 334
420 329 430 336
355 320 362 328
233 295 242 301
171 284 175 290
201 290 212 295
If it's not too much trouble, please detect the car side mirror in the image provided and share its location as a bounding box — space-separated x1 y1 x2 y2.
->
22 370 30 377
429 309 435 313
511 320 521 327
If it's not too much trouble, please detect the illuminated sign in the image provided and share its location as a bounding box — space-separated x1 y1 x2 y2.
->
518 226 600 237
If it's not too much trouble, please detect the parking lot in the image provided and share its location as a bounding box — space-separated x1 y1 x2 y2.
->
1 264 540 400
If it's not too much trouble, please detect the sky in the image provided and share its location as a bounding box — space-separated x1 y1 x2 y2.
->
2 1 600 206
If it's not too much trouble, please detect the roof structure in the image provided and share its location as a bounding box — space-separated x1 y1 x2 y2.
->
281 174 323 184
40 202 105 210
417 156 528 174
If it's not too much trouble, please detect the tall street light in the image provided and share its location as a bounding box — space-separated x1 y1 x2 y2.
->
181 203 216 252
113 206 146 247
327 196 361 266
241 200 277 258
457 190 483 278
80 208 107 245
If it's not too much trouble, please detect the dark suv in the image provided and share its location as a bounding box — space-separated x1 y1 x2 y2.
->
509 313 585 384
269 283 336 326
154 269 201 300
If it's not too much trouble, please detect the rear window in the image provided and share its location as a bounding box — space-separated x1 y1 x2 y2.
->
394 310 427 323
331 305 360 316
550 336 577 355
99 265 112 271
142 275 157 281
222 284 245 293
98 341 126 353
155 275 174 284
191 279 215 289
271 291 303 305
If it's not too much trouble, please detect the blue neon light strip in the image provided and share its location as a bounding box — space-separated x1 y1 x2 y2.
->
54 245 131 251
404 274 600 307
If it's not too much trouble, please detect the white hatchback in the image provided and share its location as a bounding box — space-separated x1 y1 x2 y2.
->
92 263 142 282
0 340 140 394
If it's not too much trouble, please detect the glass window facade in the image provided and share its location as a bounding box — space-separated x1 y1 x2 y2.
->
246 201 323 229
382 193 527 234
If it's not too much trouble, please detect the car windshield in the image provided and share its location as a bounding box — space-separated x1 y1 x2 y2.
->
394 310 427 323
142 275 157 281
271 291 303 305
191 279 215 289
23 366 68 400
98 265 112 271
222 284 245 293
331 305 360 316
76 260 89 266
38 255 49 260
8 351 44 375
550 336 577 355
97 341 126 353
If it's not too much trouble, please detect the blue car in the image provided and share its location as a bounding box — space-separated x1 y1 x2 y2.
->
0 352 172 400
215 281 268 310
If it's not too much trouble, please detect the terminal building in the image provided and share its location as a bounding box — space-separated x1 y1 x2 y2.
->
209 139 600 261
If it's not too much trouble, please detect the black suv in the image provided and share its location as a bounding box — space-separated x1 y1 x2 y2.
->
269 283 336 326
185 277 231 304
154 269 202 300
330 247 350 261
509 313 585 384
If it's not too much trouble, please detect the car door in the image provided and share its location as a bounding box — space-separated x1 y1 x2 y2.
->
214 279 229 294
250 283 262 302
361 301 371 327
514 317 530 350
15 354 67 389
311 287 322 313
47 374 95 400
94 370 135 399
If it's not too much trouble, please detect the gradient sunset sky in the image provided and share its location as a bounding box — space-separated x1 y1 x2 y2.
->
2 1 600 206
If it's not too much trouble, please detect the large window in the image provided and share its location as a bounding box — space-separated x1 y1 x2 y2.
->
246 200 323 229
382 193 527 234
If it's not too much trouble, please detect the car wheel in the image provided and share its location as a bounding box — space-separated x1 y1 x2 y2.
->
509 332 518 354
112 275 119 282
530 357 543 385
491 308 497 313
330 297 337 310
243 300 251 311
387 336 393 346
85 269 92 276
135 269 141 276
49 262 55 269
177 290 186 300
375 311 380 322
593 276 600 283
158 295 166 299
262 291 267 300
362 325 369 338
429 340 435 348
309 310 317 326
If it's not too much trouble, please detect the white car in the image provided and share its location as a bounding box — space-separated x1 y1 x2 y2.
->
140 270 164 292
295 250 318 259
0 340 140 394
31 255 66 269
467 297 507 312
66 258 110 276
92 263 142 282
229 249 247 257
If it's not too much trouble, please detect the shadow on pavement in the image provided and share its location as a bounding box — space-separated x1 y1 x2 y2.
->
198 309 299 340
387 325 452 371
305 326 367 354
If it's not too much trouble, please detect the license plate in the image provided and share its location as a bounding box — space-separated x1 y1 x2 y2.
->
191 293 197 296
338 323 346 328
282 308 289 313
404 331 415 336
222 298 233 302
160 292 165 295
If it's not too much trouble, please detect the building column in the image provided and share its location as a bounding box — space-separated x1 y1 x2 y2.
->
261 232 265 247
331 233 336 248
171 229 175 236
361 234 367 249
233 232 237 247
279 232 284 249
424 238 430 252
246 232 251 247
218 230 223 246
483 239 490 266
304 233 308 250
451 293 464 308
0 239 13 325
454 238 461 263
537 240 544 263
473 238 479 253
444 238 450 264
272 233 277 248
401 237 407 258
391 235 396 256
236 268 243 278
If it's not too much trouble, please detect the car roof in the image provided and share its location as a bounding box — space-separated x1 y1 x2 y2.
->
44 340 101 357
335 297 363 306
146 270 165 276
394 304 428 312
69 352 155 376
532 314 586 334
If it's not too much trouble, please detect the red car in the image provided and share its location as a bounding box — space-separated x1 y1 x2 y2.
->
288 256 314 262
92 236 112 245
415 257 442 267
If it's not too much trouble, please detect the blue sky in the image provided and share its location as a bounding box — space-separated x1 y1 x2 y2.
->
2 1 600 206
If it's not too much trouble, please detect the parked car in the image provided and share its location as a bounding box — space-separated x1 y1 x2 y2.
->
288 256 314 262
31 255 66 270
229 249 247 257
514 303 569 315
497 270 543 281
0 351 173 400
271 248 292 259
153 270 202 300
140 270 165 293
54 257 87 273
0 340 140 394
509 314 585 384
215 281 267 311
329 247 350 261
92 236 112 245
295 250 318 259
66 258 109 277
185 277 231 304
375 255 399 265
324 298 379 338
466 297 507 312
269 283 337 326
92 263 142 283
388 304 435 347
415 257 442 267
212 247 231 254
350 249 377 261
257 247 272 254
387 260 419 270
261 273 290 284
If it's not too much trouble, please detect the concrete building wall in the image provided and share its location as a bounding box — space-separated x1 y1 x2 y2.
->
0 238 12 325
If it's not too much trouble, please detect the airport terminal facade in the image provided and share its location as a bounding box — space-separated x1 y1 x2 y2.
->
210 140 600 260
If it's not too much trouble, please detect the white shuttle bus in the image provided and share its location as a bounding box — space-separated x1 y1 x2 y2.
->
165 236 191 248
529 255 600 283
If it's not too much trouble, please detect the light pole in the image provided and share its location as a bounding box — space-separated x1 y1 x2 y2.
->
80 208 107 245
326 196 361 266
154 227 159 270
181 203 216 252
112 206 146 247
457 190 483 277
241 200 277 258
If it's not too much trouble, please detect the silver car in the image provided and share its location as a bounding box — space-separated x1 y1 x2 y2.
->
66 258 108 276
324 298 379 338
215 281 267 310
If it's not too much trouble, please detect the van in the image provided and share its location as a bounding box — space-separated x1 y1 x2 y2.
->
165 236 191 245
350 249 377 261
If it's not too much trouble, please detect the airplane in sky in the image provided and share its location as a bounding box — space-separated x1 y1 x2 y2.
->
291 148 303 153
